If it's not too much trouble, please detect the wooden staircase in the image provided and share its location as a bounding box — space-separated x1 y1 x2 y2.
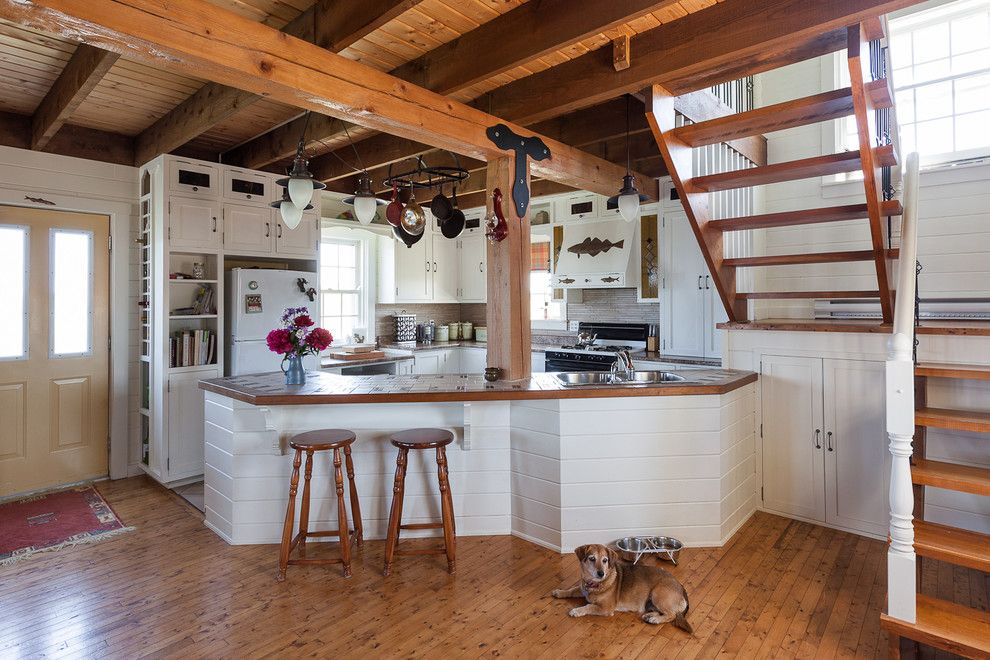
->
647 21 901 323
880 363 990 658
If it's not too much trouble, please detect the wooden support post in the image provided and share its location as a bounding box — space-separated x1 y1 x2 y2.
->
485 157 531 381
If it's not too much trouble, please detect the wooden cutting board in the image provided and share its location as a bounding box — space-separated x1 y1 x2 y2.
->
327 350 386 361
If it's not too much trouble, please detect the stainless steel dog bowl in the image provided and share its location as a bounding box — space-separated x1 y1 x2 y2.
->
615 535 684 565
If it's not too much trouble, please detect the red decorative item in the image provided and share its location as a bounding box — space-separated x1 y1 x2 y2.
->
486 188 508 243
385 184 402 227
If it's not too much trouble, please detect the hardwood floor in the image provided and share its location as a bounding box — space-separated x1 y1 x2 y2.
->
1 477 985 658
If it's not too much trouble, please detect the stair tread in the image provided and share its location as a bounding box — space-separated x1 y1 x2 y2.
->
916 407 990 433
881 595 990 658
672 83 893 148
913 520 990 572
725 249 898 268
737 290 879 300
912 459 990 496
916 362 990 381
691 145 897 192
716 200 903 231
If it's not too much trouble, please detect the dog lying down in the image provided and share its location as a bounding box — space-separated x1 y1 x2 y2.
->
552 543 693 633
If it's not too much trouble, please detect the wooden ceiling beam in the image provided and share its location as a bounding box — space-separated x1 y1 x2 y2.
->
477 0 924 126
5 0 652 199
2 110 134 165
315 0 424 53
225 0 679 171
31 43 118 151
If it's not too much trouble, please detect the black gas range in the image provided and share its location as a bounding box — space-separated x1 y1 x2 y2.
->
544 322 649 372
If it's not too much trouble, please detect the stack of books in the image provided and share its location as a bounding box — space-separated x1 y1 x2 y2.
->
169 329 216 368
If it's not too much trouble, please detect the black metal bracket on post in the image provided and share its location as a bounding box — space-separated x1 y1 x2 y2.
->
486 123 551 218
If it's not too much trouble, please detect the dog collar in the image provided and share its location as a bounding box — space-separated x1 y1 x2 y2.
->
582 580 601 595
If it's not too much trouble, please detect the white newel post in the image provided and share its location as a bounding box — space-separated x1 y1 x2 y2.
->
886 333 916 623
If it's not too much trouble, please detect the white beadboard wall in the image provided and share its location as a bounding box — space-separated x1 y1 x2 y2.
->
725 329 990 536
750 54 990 318
510 386 758 552
0 146 141 474
203 394 512 544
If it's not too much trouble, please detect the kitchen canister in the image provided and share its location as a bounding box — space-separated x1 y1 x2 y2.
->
449 322 462 340
435 324 449 342
474 326 487 342
461 322 473 340
394 311 416 343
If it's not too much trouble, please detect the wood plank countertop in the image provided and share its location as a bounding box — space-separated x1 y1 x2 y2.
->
199 369 758 405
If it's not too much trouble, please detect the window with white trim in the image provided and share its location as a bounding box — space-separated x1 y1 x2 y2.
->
890 0 990 164
0 224 28 360
320 237 364 343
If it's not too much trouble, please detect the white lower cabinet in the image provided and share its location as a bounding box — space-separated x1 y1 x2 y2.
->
459 347 487 374
410 350 445 375
166 368 219 481
761 355 888 537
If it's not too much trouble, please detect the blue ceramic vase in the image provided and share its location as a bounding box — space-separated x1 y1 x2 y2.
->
282 353 306 385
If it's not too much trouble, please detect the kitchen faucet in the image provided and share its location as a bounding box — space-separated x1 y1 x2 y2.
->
611 349 635 381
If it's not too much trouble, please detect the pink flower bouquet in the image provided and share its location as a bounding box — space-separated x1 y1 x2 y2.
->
266 306 333 358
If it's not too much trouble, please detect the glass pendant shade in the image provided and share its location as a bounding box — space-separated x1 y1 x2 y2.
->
280 200 304 229
288 177 315 210
354 196 377 225
618 192 640 223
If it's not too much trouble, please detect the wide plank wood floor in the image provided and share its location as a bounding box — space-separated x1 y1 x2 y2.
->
1 477 985 658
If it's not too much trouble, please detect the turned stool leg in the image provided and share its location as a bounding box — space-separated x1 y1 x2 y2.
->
276 448 302 581
383 447 408 576
437 445 456 574
333 448 352 578
298 449 315 558
343 443 363 546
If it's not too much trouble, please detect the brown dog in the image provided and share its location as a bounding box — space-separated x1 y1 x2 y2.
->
551 543 693 632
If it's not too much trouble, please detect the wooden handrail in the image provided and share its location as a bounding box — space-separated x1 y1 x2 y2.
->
885 151 920 624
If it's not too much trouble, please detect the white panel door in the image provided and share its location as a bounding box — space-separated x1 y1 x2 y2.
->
662 210 705 357
223 203 273 255
432 235 459 303
274 212 318 258
823 359 889 536
459 235 487 302
169 196 220 250
166 368 217 480
761 355 826 522
411 351 442 374
460 347 487 375
395 233 432 302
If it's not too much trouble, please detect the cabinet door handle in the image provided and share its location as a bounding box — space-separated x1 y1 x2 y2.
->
433 261 437 272
264 222 270 238
479 262 483 272
705 275 711 289
814 429 822 449
277 224 282 238
697 275 703 290
212 216 217 232
826 431 834 452
426 260 430 272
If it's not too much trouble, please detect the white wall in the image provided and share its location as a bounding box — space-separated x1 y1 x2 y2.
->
754 54 990 318
0 145 140 477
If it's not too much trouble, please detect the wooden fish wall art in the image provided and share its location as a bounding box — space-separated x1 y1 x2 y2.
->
567 237 625 258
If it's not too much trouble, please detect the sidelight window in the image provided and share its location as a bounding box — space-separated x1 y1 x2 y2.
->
0 224 28 360
50 228 93 357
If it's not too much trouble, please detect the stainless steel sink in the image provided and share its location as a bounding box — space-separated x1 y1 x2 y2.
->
553 371 688 387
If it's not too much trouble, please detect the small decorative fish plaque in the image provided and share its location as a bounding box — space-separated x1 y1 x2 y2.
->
567 236 625 259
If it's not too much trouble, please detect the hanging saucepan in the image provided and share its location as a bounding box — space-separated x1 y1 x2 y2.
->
401 188 426 236
440 185 466 239
430 183 453 223
385 184 402 227
393 220 423 248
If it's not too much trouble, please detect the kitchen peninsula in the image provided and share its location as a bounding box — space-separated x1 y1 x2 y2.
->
199 369 757 551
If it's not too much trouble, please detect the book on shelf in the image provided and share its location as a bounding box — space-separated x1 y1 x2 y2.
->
169 284 215 316
169 328 217 368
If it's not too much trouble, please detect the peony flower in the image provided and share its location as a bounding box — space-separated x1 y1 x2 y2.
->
305 327 333 352
293 314 315 328
266 328 295 354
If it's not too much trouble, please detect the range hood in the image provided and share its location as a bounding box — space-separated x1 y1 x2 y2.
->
552 219 636 289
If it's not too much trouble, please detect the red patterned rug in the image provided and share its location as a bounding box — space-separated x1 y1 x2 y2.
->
0 485 133 567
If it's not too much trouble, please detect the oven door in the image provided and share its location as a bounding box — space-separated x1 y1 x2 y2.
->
544 351 613 373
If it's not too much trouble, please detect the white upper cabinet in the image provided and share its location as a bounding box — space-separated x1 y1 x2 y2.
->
169 160 218 199
432 234 460 303
222 203 272 255
168 196 220 250
274 210 319 258
394 228 433 302
459 234 487 302
223 168 270 205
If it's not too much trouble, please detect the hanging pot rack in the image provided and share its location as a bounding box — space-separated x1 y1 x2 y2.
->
382 153 470 191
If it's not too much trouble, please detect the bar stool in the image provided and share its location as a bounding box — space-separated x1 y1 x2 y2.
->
276 429 363 580
383 428 456 576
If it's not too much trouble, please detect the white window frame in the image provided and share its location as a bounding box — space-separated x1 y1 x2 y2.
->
529 231 567 330
320 227 376 344
0 223 29 361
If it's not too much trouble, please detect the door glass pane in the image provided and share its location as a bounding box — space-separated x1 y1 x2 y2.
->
0 225 28 359
51 229 92 356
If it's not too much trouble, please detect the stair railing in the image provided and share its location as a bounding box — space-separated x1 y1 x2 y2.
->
885 151 920 623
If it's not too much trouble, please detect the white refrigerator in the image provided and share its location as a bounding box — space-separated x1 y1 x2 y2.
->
225 268 321 376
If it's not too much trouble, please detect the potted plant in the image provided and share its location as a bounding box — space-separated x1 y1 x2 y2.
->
266 306 333 385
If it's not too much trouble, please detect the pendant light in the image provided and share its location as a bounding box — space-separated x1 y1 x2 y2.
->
270 187 312 229
607 95 648 223
275 111 326 220
342 175 387 225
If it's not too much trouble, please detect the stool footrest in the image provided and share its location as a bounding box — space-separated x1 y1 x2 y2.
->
397 546 447 556
400 522 443 530
288 557 344 566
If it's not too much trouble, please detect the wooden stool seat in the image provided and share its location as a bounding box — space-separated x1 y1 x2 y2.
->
276 429 363 581
290 429 355 451
389 428 454 449
383 428 456 576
